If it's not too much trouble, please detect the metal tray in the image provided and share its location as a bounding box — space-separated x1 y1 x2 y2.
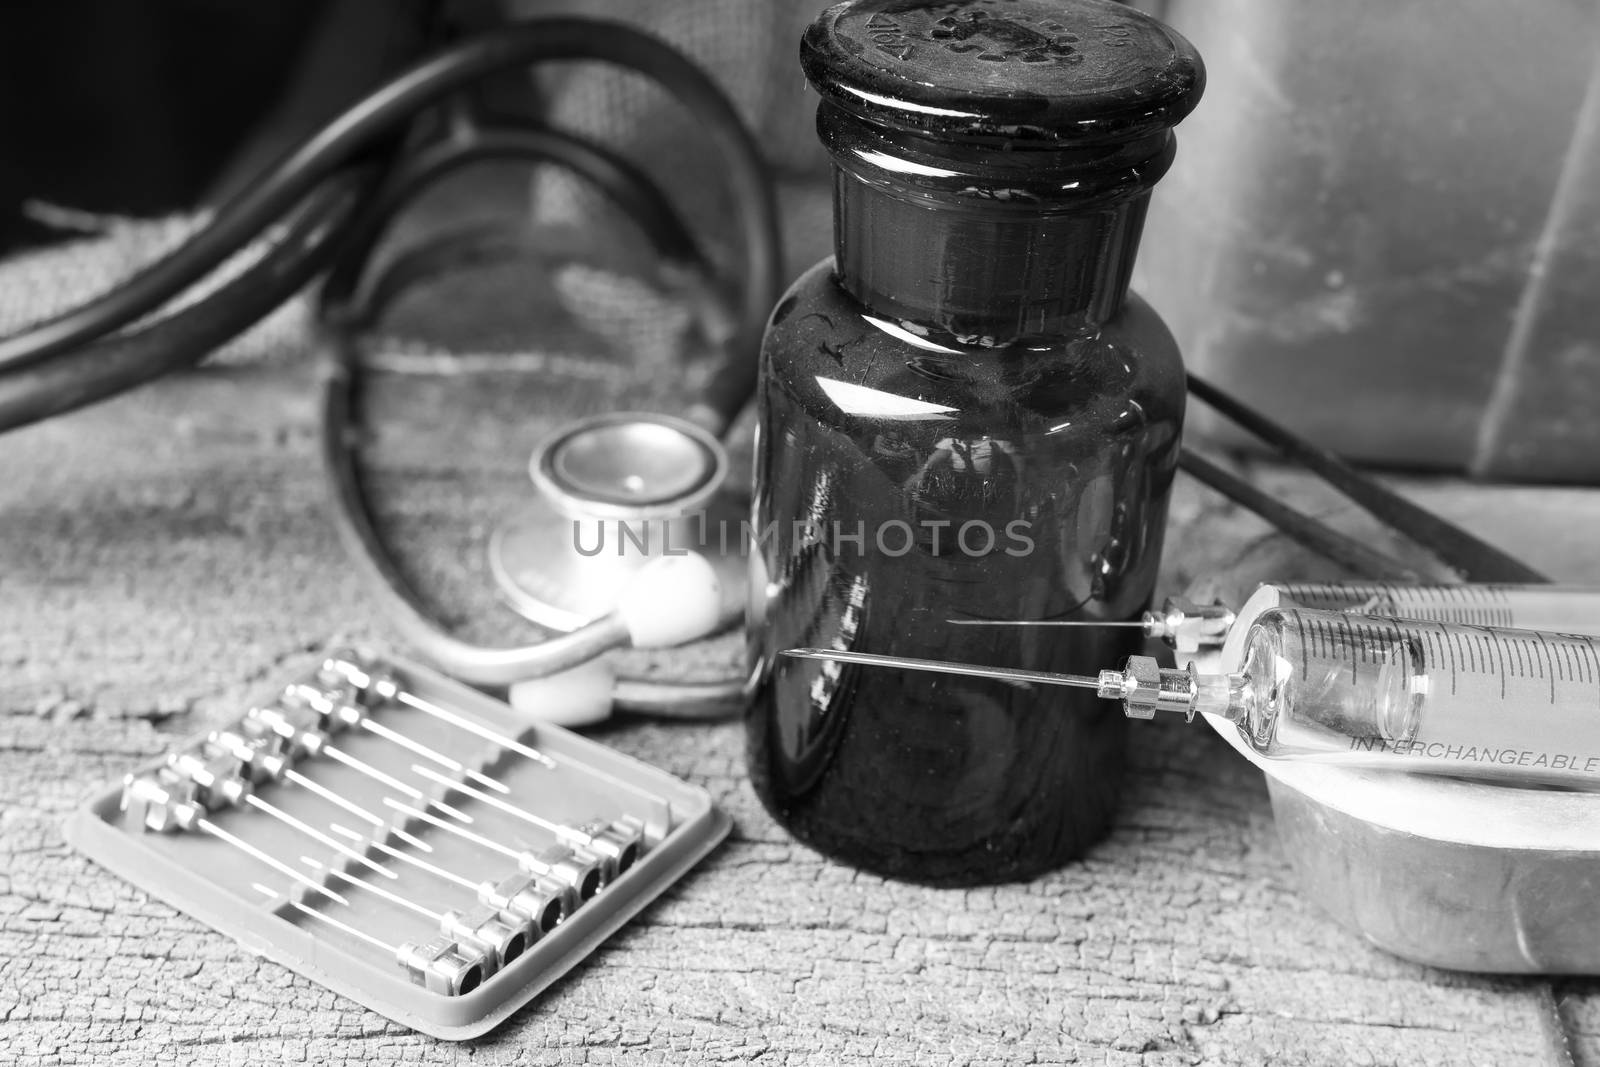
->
1182 490 1600 973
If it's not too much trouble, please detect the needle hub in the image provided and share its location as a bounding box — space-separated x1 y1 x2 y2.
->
1102 656 1200 721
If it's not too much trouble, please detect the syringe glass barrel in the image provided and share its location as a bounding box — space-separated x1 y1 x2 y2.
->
962 585 1600 654
1268 583 1600 634
1157 583 1600 654
1212 606 1600 787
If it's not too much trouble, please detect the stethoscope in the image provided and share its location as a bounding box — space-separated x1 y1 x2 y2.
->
0 19 782 722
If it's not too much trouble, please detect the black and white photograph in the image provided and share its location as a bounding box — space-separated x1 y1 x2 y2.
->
3 1 1600 1063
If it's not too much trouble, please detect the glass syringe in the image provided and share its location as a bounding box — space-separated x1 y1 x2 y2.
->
1267 582 1600 632
788 606 1600 790
951 583 1600 655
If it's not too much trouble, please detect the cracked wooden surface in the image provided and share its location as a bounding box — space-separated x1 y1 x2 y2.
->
3 363 1598 1065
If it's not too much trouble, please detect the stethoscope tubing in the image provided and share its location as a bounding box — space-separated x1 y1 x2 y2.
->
0 18 776 715
309 24 777 712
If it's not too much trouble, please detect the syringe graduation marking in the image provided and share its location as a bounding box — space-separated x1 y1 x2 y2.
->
1287 613 1600 708
1427 621 1600 706
1534 631 1556 702
1585 639 1600 687
1555 637 1575 686
1491 632 1507 699
1293 611 1308 683
1280 581 1521 626
1385 620 1407 677
1431 629 1457 695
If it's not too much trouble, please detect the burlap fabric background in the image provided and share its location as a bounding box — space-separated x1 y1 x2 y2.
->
0 0 838 703
0 1 834 384
516 0 834 378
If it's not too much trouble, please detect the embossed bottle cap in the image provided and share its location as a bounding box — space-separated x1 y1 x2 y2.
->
802 0 1203 145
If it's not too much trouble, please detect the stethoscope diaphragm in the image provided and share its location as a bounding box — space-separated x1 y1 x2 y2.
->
488 411 748 632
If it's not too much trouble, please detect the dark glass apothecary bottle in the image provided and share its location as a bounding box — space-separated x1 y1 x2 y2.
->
746 0 1204 885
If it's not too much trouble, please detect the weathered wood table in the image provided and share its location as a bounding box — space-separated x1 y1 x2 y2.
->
4 349 1599 1065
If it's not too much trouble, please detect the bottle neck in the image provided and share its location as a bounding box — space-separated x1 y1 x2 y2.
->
822 105 1171 342
835 182 1151 339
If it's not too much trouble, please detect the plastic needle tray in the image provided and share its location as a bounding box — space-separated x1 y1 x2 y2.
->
64 650 731 1039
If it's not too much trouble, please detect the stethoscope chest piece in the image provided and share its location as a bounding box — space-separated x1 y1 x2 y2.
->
488 411 747 632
